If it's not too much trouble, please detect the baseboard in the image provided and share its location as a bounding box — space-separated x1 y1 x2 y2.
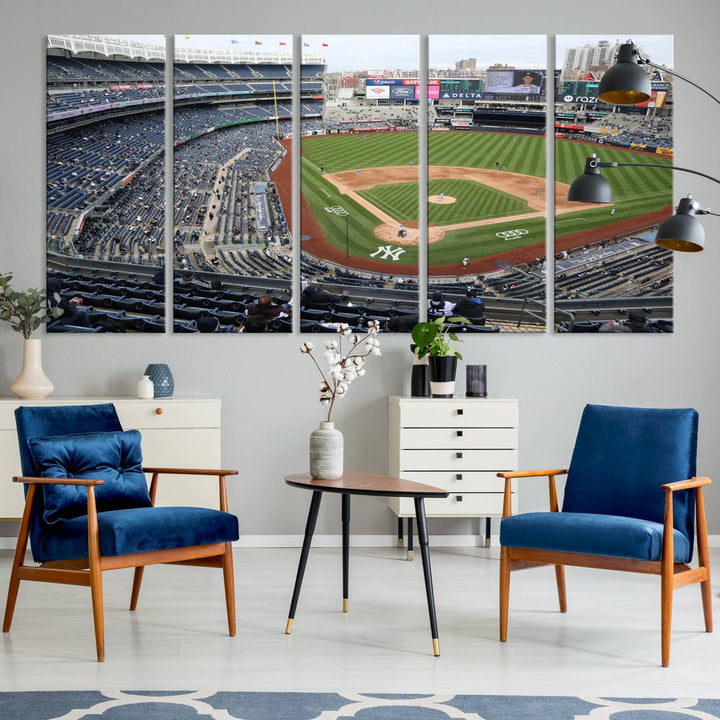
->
2 534 720 550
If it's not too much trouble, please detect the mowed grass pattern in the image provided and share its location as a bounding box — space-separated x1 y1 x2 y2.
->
301 132 672 266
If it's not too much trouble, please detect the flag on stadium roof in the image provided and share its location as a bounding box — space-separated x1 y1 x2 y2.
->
255 41 263 45
279 42 287 46
184 36 190 40
231 39 238 44
303 42 309 47
322 43 329 47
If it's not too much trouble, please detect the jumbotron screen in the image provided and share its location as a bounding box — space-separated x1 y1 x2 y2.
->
484 69 546 101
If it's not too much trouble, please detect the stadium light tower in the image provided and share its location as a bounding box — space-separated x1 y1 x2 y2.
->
568 155 720 251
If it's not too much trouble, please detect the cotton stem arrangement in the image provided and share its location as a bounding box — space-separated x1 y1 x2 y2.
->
300 321 381 422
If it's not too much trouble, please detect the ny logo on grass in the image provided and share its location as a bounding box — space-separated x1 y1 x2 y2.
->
370 245 406 261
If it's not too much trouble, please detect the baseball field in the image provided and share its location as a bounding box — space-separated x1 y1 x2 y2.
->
300 130 673 272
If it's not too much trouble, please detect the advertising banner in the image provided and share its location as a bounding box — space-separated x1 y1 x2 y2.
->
366 84 390 99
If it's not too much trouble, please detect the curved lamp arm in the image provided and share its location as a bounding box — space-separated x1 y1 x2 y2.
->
599 160 720 187
641 58 720 106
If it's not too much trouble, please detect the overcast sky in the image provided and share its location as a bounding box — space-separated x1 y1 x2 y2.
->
110 34 673 71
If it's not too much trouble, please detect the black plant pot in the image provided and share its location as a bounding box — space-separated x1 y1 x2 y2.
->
428 355 458 398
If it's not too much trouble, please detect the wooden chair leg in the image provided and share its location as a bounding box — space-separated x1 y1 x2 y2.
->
3 485 35 633
87 489 105 662
695 487 713 633
130 567 144 611
499 546 510 642
222 542 236 637
555 565 567 613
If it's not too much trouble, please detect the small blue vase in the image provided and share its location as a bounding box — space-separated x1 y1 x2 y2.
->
144 363 174 398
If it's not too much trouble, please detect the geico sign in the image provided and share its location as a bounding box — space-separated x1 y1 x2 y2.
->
495 229 529 239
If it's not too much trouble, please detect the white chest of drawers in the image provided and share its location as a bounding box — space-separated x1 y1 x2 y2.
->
388 395 519 541
0 396 222 519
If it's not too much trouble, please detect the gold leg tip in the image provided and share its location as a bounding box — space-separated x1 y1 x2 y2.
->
285 619 294 634
343 598 349 613
407 550 414 561
432 638 440 656
398 539 404 548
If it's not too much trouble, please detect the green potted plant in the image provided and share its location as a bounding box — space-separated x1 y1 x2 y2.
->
0 273 62 399
411 316 469 397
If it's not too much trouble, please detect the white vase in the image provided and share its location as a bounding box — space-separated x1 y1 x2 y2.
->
10 338 54 400
136 375 154 399
309 421 344 480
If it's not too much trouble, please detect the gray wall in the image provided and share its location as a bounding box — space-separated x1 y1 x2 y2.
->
2 0 719 537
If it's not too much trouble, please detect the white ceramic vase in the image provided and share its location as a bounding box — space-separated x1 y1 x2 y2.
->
10 338 54 400
309 421 344 480
136 375 154 399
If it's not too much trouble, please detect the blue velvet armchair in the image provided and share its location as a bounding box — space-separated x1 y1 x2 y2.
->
3 403 239 661
498 404 712 667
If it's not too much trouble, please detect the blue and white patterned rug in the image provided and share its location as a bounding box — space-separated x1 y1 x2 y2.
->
2 692 720 720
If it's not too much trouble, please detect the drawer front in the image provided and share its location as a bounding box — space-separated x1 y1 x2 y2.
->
390 492 512 517
115 399 220 430
401 427 517 450
398 470 507 493
397 399 518 429
399 448 517 472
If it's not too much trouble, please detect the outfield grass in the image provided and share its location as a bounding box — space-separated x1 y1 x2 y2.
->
301 131 672 267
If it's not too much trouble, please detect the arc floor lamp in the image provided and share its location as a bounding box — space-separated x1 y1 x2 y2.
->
568 41 719 252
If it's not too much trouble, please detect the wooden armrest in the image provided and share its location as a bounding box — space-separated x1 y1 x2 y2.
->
661 476 712 492
13 475 104 487
497 469 568 479
143 467 238 477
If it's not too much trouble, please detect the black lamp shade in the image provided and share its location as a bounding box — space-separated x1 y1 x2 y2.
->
655 214 706 252
655 196 706 252
568 170 613 203
597 43 652 105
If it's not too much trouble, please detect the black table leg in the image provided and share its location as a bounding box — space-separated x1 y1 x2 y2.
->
286 490 323 634
414 496 440 656
342 493 350 612
397 517 404 548
407 517 414 561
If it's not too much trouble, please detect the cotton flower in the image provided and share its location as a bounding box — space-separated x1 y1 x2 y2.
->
299 321 381 422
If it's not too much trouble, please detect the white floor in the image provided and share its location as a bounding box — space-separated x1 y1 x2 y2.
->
0 546 718 698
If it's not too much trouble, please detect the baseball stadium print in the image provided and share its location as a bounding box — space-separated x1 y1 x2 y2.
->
43 34 675 334
172 34 294 334
427 35 548 332
46 34 168 333
554 35 674 333
299 35 421 333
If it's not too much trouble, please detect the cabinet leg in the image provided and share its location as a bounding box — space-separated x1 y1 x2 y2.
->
407 517 414 561
485 517 492 548
397 517 404 548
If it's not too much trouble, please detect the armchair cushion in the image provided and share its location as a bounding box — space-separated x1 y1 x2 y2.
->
34 506 240 563
500 511 692 563
28 430 152 525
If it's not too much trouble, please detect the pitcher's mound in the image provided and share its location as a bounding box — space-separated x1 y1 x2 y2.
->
429 195 456 204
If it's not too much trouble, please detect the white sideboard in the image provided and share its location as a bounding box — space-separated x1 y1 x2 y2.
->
0 396 222 519
388 395 519 546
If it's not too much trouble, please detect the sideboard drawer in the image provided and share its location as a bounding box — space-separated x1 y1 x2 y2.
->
397 399 518 429
397 470 507 493
390 492 513 518
114 399 220 430
401 427 517 450
400 448 517 472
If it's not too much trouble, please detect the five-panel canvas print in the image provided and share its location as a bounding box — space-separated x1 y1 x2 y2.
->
46 34 674 334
